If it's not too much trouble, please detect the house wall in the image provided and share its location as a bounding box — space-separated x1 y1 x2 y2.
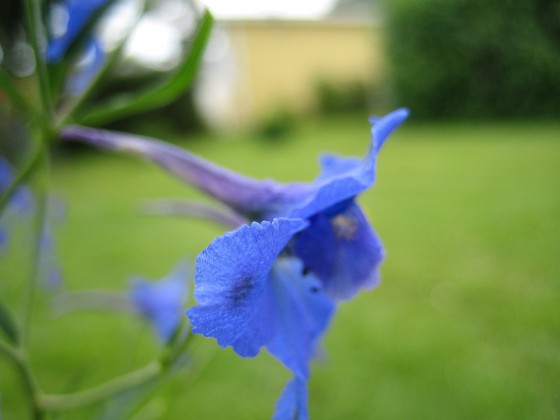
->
196 20 386 129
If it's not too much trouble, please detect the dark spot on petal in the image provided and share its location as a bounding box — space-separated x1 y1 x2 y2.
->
229 276 254 305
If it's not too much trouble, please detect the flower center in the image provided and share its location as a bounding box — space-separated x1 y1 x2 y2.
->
331 214 357 239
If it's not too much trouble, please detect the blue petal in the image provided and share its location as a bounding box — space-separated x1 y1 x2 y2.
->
130 261 190 342
273 376 309 420
266 257 335 377
369 107 410 153
290 108 409 220
188 219 335 377
318 108 409 182
316 154 362 182
294 201 384 300
61 109 408 222
288 177 366 220
46 0 107 63
188 219 307 356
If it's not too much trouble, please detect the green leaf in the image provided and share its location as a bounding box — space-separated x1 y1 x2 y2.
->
77 10 213 126
0 299 19 345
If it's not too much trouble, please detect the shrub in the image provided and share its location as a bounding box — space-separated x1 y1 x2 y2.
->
386 0 560 119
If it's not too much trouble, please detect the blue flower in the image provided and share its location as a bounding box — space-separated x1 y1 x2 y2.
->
129 262 190 342
61 108 409 300
61 109 409 418
46 0 108 63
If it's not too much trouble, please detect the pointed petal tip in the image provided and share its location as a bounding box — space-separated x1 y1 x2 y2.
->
368 107 410 125
368 107 410 152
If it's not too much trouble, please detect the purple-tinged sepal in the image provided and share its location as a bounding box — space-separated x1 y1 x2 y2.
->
60 127 312 218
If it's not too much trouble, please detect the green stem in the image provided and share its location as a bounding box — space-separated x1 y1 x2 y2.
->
162 323 194 368
23 0 53 117
20 147 49 349
0 141 44 215
0 341 45 419
40 362 162 411
0 298 19 344
37 331 202 413
0 339 19 364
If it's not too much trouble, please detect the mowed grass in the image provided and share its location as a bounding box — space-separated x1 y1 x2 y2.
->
1 116 559 419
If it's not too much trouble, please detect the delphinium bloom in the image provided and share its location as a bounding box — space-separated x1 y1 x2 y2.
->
61 108 408 299
60 108 409 417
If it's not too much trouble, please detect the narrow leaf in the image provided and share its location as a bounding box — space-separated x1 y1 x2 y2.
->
78 10 213 126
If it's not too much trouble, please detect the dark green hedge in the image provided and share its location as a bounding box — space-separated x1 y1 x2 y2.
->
386 0 560 119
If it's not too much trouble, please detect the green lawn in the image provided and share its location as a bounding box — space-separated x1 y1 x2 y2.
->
1 117 559 419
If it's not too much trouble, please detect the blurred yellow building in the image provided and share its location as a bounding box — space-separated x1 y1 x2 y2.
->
195 18 385 130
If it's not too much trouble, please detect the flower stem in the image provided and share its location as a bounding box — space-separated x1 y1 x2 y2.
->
40 362 162 412
0 298 19 344
20 147 49 349
0 341 45 419
0 140 44 215
23 0 53 118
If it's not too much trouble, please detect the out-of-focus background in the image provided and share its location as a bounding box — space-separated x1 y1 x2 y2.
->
1 0 559 418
